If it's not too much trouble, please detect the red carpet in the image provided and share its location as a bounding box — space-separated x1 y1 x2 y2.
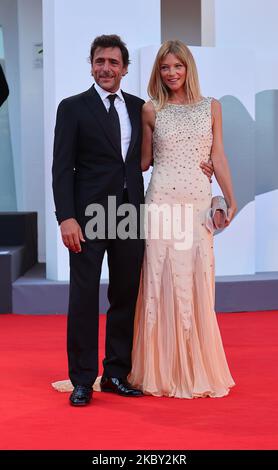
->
0 311 277 450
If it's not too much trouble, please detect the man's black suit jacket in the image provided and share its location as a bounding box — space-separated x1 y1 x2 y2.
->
52 85 145 225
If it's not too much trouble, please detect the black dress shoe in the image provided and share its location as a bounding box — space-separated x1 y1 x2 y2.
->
69 385 93 406
100 377 144 397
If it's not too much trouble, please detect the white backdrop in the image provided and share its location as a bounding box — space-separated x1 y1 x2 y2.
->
42 0 278 280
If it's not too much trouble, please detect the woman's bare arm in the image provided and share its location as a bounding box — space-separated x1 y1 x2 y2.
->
141 101 155 172
211 99 237 225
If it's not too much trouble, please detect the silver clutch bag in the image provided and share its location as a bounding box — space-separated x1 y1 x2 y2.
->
205 196 228 233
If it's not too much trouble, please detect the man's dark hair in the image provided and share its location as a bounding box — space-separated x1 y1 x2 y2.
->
90 34 130 67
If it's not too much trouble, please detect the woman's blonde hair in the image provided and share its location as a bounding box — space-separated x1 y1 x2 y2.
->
148 40 201 110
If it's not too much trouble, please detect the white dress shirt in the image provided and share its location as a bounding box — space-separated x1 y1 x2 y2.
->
94 82 132 162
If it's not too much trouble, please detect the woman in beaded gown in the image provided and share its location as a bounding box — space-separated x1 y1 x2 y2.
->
128 40 237 398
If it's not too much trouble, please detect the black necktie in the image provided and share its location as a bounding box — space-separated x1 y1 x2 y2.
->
107 94 121 154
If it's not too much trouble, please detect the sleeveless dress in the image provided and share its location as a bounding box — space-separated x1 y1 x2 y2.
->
128 97 235 398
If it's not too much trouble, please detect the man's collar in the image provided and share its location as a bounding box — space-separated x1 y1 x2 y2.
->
94 82 124 102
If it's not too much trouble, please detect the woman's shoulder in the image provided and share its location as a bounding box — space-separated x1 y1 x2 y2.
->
142 100 157 120
206 97 222 117
140 100 157 129
210 98 222 117
207 96 221 107
143 99 157 111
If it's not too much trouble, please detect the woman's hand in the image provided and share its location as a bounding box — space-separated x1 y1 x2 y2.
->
200 159 214 181
225 203 237 226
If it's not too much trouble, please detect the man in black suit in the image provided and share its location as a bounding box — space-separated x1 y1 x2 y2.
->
52 35 145 405
52 35 213 406
0 64 9 107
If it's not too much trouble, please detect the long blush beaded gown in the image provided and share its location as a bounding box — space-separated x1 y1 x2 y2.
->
128 97 235 398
